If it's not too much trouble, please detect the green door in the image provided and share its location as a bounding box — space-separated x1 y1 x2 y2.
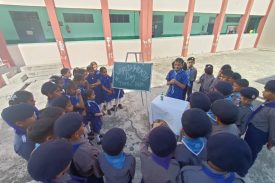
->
152 15 163 37
9 11 46 43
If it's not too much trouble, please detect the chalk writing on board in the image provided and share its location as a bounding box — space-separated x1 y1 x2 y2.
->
113 62 153 91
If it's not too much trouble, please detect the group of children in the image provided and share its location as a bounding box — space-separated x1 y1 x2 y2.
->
1 57 275 183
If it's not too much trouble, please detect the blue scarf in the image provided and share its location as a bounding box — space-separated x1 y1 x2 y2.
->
104 152 126 169
207 111 217 125
4 119 26 135
202 164 235 183
182 136 205 156
151 153 171 170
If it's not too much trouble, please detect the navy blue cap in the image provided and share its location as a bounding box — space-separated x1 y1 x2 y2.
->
1 103 35 123
207 133 252 177
54 112 83 138
102 128 127 156
190 92 211 112
211 99 239 124
265 80 275 93
182 108 212 138
207 91 224 104
240 87 259 100
187 57 195 62
149 126 177 157
231 72 242 80
52 95 70 109
28 139 73 181
215 81 233 96
235 79 249 87
41 81 58 95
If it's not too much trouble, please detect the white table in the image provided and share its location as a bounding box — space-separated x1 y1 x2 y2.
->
149 95 190 135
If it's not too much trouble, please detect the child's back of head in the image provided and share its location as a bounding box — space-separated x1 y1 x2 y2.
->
181 108 212 138
214 81 233 97
102 128 127 156
211 99 239 125
9 90 35 106
190 92 211 112
207 91 224 104
28 139 74 182
204 64 213 75
51 95 73 113
207 133 252 176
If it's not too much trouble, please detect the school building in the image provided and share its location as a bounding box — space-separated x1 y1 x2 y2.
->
0 0 275 70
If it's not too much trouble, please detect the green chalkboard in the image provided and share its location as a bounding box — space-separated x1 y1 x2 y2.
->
112 62 153 91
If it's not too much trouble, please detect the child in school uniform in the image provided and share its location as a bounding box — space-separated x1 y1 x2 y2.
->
50 75 65 92
1 104 36 160
74 73 88 102
87 62 104 105
166 58 189 100
189 92 211 112
140 126 180 183
198 64 215 94
28 139 75 183
100 66 114 115
27 107 64 144
86 89 104 145
236 87 259 136
214 81 233 101
209 64 231 91
51 95 74 113
41 81 63 107
220 69 234 82
175 109 212 168
65 80 85 114
186 57 197 100
178 133 252 182
61 68 72 90
9 90 40 118
54 112 104 182
232 79 249 106
210 99 240 136
99 128 136 183
229 72 242 84
244 80 275 164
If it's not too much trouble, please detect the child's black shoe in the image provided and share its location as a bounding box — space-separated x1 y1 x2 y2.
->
118 104 123 109
107 110 111 115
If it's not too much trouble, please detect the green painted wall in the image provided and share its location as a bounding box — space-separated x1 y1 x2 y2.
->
56 8 104 41
221 14 242 34
0 5 55 43
245 15 262 33
109 10 139 39
191 13 216 35
153 11 185 37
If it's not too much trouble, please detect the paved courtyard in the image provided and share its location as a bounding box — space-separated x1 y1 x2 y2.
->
0 48 275 183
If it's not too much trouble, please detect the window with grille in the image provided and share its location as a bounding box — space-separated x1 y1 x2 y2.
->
63 13 94 23
110 14 130 23
174 15 184 23
192 16 200 23
226 17 241 23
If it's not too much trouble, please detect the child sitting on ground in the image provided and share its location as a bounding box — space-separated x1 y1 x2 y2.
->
100 66 114 115
179 133 252 182
28 139 74 183
86 89 104 144
198 64 215 94
211 99 240 136
65 80 85 114
232 78 249 106
61 68 72 89
245 80 275 165
54 112 104 182
140 126 179 183
236 87 259 136
166 58 189 100
99 128 136 183
41 81 62 107
175 108 212 168
1 104 36 160
27 106 64 144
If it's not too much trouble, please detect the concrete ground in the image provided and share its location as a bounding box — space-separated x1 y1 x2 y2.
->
0 48 275 183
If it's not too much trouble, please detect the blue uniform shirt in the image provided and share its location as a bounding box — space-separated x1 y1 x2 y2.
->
166 69 188 100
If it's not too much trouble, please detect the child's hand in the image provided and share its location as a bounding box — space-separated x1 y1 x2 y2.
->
152 121 167 129
267 141 273 150
76 89 81 96
107 90 113 94
170 79 176 84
